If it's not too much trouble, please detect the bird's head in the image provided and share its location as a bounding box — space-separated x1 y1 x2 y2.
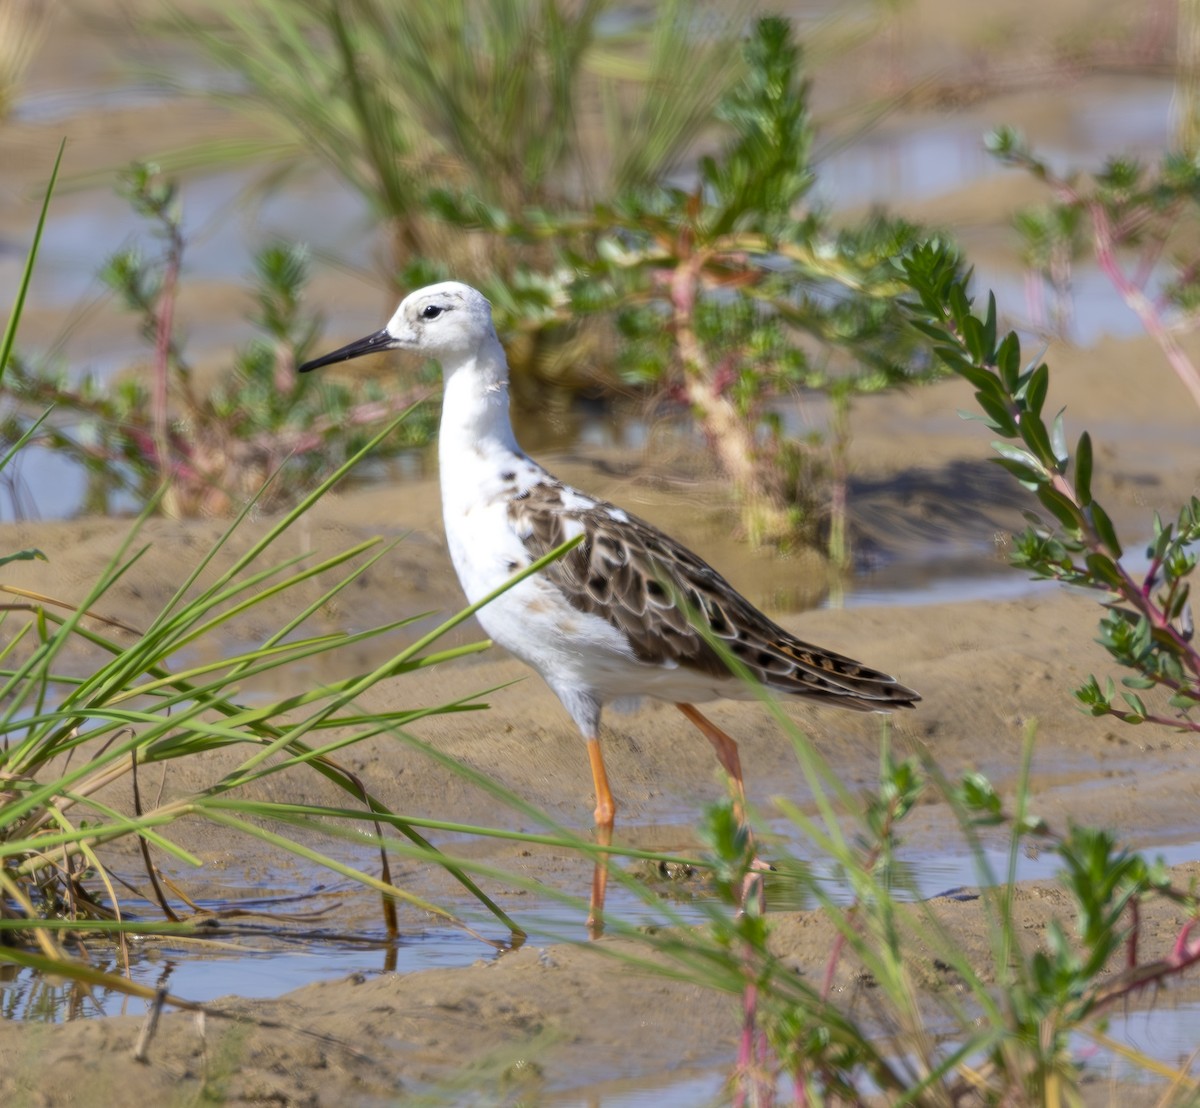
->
299 281 498 373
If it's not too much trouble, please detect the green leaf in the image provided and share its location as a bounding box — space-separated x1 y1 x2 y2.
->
961 314 985 362
0 548 47 568
909 319 951 344
982 291 998 365
1120 692 1148 719
1037 484 1084 531
948 281 973 323
1 140 64 384
1075 431 1093 507
1050 408 1068 467
1089 501 1123 558
1018 410 1055 465
958 771 1002 818
1022 363 1049 417
934 344 975 373
960 366 1011 408
975 392 1020 436
993 441 1043 468
1083 551 1121 588
995 332 1020 393
993 456 1045 491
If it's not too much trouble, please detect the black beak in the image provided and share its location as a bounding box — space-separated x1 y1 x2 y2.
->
298 328 394 373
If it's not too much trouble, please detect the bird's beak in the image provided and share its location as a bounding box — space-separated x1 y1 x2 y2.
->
298 327 395 373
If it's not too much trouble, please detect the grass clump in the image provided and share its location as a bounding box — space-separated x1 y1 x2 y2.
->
0 152 526 1002
0 415 525 974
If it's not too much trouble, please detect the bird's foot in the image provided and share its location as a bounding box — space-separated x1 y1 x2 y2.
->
736 856 773 919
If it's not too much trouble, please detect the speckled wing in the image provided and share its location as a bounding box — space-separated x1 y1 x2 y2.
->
509 483 920 711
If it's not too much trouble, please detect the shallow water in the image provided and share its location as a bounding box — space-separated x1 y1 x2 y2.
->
815 78 1176 211
0 940 439 1022
0 888 700 1027
583 1004 1200 1107
8 824 1197 1024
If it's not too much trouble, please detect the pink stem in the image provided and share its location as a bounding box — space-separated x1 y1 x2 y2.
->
153 250 179 498
1090 201 1200 412
734 980 756 1108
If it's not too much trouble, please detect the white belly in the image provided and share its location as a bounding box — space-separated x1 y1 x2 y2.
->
439 449 740 717
445 499 738 710
446 496 632 683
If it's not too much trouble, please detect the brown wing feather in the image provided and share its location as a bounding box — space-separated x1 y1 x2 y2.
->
509 483 919 711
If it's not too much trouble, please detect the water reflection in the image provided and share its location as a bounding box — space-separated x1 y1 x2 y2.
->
0 927 478 1023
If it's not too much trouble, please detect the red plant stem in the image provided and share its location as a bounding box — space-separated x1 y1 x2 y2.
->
1092 917 1200 1011
819 931 848 1002
1171 918 1200 967
1133 222 1170 290
1045 468 1200 683
734 866 771 1107
153 248 179 516
668 252 764 499
1143 554 1164 598
734 981 757 1108
1088 201 1200 412
1127 711 1200 732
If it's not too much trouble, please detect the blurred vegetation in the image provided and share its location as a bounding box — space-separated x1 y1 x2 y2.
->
615 731 1198 1105
157 8 958 553
617 231 1200 1105
166 0 746 291
0 148 514 1004
992 126 1200 412
1 164 438 519
452 16 951 553
0 0 50 120
0 8 960 555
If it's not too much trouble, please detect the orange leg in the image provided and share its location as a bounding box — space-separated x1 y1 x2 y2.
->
586 736 616 938
676 703 767 916
675 703 747 821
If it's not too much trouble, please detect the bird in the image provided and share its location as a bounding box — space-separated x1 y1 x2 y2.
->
299 281 919 934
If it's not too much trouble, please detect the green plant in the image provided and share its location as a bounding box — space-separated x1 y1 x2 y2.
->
161 0 745 283
593 718 1198 1105
2 146 507 998
1 164 437 518
5 152 519 983
901 242 1200 733
565 226 1200 1091
990 126 1200 413
435 18 959 556
0 415 532 956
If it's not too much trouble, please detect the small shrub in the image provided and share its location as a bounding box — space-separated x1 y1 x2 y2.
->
1 164 438 518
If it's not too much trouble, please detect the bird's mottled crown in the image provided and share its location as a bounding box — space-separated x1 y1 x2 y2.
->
385 281 498 358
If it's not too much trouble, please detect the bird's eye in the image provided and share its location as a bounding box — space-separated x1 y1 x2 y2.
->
421 304 444 320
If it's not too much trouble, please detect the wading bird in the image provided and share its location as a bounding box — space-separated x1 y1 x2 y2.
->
300 282 919 933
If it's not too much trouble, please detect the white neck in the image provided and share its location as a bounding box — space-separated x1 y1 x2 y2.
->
437 336 523 472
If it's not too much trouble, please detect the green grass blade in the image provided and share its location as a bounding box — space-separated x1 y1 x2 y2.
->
0 138 63 382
